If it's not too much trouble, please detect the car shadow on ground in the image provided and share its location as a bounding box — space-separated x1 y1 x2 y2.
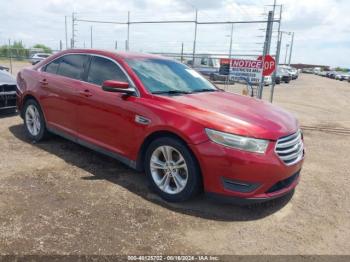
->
9 123 294 222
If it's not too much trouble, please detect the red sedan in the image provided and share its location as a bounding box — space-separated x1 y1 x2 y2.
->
16 49 304 203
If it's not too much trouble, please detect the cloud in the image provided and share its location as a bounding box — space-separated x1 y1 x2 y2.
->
0 0 349 67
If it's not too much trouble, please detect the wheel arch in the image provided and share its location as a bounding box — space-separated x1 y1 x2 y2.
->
136 130 202 182
21 94 45 122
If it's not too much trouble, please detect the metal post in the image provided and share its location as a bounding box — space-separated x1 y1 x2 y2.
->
71 12 75 48
8 39 12 74
270 5 283 103
90 26 93 48
272 0 277 19
127 11 130 51
192 9 198 67
225 23 234 87
288 32 294 66
228 23 234 61
270 33 282 102
65 16 68 49
180 42 184 63
284 43 289 64
258 11 273 99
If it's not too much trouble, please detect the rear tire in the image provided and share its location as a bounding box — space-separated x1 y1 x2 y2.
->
23 99 48 142
144 137 201 202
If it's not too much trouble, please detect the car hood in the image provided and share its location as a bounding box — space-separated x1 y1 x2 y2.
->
0 70 16 85
155 91 299 140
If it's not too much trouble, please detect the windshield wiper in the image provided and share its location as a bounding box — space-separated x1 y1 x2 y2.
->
192 88 217 93
152 90 192 95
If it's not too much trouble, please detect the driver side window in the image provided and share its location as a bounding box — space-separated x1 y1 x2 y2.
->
44 58 61 74
87 56 128 86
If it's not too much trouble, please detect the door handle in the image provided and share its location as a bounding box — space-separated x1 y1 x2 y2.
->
78 89 92 97
39 79 48 86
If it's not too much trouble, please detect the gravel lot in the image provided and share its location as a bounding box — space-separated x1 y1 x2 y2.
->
0 63 349 255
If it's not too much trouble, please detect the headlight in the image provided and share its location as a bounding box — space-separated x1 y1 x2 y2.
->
205 128 269 154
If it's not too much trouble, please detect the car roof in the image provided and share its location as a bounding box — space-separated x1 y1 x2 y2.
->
60 49 169 60
32 49 175 70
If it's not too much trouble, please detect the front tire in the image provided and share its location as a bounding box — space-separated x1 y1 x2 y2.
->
144 137 201 202
23 99 48 142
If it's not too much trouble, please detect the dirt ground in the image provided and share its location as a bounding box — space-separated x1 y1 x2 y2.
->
0 62 350 255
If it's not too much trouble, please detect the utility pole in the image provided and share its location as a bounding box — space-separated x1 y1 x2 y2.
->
228 23 234 60
60 40 63 51
270 5 283 103
90 26 93 48
115 40 118 50
192 9 198 67
288 32 294 66
126 11 130 51
65 16 68 49
71 12 77 48
258 10 273 99
284 43 289 64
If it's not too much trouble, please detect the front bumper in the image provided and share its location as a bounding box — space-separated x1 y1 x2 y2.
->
0 91 17 110
191 140 304 202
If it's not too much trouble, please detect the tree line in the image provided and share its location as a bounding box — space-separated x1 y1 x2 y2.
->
0 41 52 60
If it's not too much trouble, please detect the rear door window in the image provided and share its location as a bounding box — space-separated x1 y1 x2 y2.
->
56 54 89 80
87 56 128 86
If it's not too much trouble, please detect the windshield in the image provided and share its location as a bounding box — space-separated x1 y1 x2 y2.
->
126 58 217 94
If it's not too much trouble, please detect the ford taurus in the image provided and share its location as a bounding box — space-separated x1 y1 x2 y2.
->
16 49 304 203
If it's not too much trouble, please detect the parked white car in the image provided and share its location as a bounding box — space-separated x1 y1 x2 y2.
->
336 73 350 81
29 53 51 65
264 75 272 86
280 65 299 79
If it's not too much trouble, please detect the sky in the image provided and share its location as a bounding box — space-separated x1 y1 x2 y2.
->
1 0 350 67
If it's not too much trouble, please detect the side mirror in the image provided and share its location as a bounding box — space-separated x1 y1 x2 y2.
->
102 80 135 95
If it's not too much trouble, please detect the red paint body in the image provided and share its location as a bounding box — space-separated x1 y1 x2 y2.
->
16 49 304 202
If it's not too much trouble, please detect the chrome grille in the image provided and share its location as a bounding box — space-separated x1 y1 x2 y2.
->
0 84 16 93
275 130 304 166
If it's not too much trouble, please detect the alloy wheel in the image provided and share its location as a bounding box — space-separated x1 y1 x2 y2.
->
150 145 188 194
25 104 41 136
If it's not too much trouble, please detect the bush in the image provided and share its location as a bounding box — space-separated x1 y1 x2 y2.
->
32 44 52 54
0 41 29 60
